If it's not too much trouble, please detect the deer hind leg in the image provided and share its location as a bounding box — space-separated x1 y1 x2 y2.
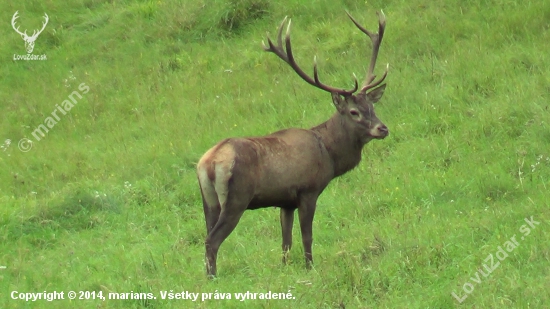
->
205 205 246 278
198 169 221 235
204 157 252 278
202 194 221 235
204 182 251 277
280 208 295 264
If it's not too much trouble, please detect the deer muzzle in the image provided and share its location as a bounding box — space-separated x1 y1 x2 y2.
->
370 123 389 139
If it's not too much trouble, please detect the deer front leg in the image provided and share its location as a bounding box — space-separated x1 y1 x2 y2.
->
280 208 295 264
298 196 317 269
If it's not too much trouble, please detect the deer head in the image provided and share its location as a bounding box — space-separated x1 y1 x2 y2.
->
262 11 389 144
12 11 49 54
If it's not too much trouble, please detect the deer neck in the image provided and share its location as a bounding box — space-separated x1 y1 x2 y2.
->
312 113 365 177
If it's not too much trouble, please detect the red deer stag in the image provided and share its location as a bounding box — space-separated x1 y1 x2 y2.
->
197 10 389 277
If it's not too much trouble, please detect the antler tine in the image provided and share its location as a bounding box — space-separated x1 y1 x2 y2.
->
36 14 49 36
263 17 358 96
29 13 49 38
276 16 286 54
11 11 28 37
262 16 289 62
347 10 389 93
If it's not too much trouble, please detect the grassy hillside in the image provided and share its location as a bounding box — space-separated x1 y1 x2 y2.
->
1 0 549 308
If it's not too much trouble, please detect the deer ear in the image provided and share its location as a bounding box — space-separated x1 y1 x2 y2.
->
366 84 386 103
331 93 346 112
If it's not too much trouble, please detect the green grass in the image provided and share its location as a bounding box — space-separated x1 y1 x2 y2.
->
1 0 549 308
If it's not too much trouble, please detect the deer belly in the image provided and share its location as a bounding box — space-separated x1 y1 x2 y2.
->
248 186 301 209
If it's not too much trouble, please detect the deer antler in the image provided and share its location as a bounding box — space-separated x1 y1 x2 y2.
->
11 11 28 38
31 13 49 39
346 11 389 94
11 11 49 39
262 17 358 96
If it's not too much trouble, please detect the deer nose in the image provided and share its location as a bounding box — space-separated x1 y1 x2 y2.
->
378 124 389 135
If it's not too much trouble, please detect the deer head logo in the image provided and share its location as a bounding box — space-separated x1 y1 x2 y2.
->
11 11 49 54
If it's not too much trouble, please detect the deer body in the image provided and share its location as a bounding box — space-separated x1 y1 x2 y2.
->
198 11 390 277
198 128 334 210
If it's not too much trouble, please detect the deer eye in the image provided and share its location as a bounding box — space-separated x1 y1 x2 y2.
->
349 109 360 117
